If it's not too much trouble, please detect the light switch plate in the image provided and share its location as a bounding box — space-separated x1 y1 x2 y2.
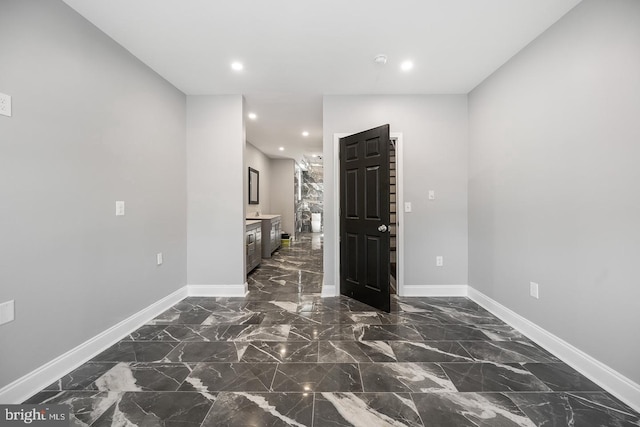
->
404 202 412 213
428 190 435 200
0 300 15 325
115 201 125 216
0 93 11 117
157 253 163 265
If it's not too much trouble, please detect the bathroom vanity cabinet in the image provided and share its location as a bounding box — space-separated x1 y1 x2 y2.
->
247 214 281 258
245 220 262 274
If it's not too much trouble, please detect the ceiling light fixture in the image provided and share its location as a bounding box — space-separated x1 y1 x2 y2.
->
374 54 388 65
279 147 284 151
248 112 257 120
302 131 309 137
400 60 414 71
231 62 244 71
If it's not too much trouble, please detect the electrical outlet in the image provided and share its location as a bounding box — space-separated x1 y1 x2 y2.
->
0 93 12 117
404 202 412 213
115 201 125 216
436 256 444 267
157 253 163 266
530 282 539 299
0 300 15 325
428 190 435 200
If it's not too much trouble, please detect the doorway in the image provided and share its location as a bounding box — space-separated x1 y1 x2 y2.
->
329 128 404 307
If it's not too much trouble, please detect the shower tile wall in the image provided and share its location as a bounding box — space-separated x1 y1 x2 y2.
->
296 160 323 233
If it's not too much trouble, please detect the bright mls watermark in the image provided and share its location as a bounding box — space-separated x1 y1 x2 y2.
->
0 405 68 426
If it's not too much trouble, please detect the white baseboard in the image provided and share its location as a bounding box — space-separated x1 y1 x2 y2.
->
187 283 248 297
467 286 640 413
0 286 188 404
401 284 468 297
321 284 337 298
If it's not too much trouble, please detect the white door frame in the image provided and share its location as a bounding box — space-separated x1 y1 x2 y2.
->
330 131 405 297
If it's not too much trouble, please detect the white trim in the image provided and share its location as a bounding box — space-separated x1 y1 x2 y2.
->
330 131 404 298
391 133 404 295
403 284 468 297
321 284 337 298
332 133 346 297
467 286 640 413
187 283 248 297
320 277 335 298
0 286 188 404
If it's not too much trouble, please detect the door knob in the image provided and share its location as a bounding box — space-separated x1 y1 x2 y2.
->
378 224 388 232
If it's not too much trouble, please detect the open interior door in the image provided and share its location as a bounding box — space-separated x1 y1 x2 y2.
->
339 124 391 312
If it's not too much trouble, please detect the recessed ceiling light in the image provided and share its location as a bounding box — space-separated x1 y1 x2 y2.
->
231 62 244 71
248 112 257 120
302 131 309 137
279 147 284 151
400 60 414 71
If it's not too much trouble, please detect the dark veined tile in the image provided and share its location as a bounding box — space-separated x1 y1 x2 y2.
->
201 392 313 427
412 392 535 427
440 362 552 392
201 311 264 325
179 362 277 392
240 341 319 363
315 297 379 313
261 310 322 325
314 392 423 427
509 392 640 427
320 311 382 325
521 362 605 392
476 324 531 341
93 362 193 392
354 324 423 341
21 390 120 426
244 301 301 312
423 304 505 326
90 341 175 363
44 362 115 391
162 341 246 363
222 324 291 341
459 340 561 363
412 323 488 340
125 324 219 342
389 341 474 363
360 362 456 393
91 391 215 427
147 306 213 325
180 297 248 312
271 363 362 392
318 340 396 363
288 324 357 341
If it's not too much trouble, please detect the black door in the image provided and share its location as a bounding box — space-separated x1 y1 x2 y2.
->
340 124 391 312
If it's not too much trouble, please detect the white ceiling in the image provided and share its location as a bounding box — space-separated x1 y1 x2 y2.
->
62 0 582 162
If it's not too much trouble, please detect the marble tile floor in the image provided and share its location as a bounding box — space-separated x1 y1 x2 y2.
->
25 233 639 426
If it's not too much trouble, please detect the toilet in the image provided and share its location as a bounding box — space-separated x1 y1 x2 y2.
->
311 213 322 232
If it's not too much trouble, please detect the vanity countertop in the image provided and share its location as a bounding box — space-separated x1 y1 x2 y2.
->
247 214 281 220
245 220 262 226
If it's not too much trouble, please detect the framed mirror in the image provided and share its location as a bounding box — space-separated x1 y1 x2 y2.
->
248 167 259 204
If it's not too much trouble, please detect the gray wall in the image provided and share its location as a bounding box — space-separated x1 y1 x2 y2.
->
187 95 246 287
323 95 468 291
270 159 296 236
468 0 640 383
245 142 271 217
0 0 187 389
